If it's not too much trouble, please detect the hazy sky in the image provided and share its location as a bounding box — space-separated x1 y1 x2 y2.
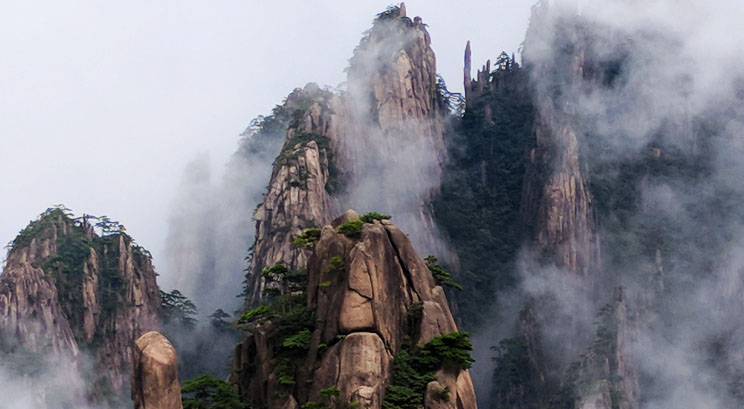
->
0 1 533 274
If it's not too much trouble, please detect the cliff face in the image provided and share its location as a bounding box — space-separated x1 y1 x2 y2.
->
232 211 477 409
342 4 447 257
0 208 161 404
245 84 341 303
245 3 448 304
568 290 639 409
520 1 601 283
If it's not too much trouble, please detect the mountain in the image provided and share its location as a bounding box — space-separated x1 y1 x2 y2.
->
5 1 744 408
0 206 160 406
243 4 449 306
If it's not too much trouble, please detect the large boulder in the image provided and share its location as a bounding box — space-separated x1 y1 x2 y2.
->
132 331 182 409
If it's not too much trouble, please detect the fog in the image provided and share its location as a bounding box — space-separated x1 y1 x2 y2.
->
0 0 533 279
472 0 744 407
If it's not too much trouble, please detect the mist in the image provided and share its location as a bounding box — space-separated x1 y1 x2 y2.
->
161 126 283 315
0 0 533 289
474 0 744 407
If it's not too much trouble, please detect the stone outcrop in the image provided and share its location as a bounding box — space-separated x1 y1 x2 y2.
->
132 331 182 409
0 208 161 403
232 211 477 409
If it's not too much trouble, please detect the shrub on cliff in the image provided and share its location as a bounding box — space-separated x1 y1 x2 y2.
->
336 219 364 237
182 374 246 409
424 255 463 291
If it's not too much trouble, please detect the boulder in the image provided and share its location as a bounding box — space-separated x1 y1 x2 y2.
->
132 331 182 409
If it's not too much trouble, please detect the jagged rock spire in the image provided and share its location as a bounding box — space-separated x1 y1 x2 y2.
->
464 41 472 99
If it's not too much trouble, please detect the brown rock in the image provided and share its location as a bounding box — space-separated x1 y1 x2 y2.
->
132 331 182 409
244 3 450 305
233 213 478 409
0 211 161 401
311 332 392 408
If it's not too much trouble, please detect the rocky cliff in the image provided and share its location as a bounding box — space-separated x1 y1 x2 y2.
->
244 3 449 305
244 84 342 303
519 1 601 284
232 210 477 409
479 3 649 408
560 289 640 409
0 207 161 405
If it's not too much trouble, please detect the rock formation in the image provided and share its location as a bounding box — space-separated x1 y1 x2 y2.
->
342 3 447 258
132 331 183 409
244 3 449 305
570 289 640 409
0 207 161 404
520 1 601 284
232 211 477 409
244 84 341 303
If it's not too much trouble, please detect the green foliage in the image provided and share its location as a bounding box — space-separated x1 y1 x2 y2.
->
10 206 69 250
238 305 271 325
433 58 534 329
12 205 135 345
260 262 308 296
424 255 463 291
336 219 364 237
303 386 359 409
283 329 312 350
435 387 451 402
417 331 474 371
326 256 345 276
376 4 402 21
490 337 540 408
436 75 465 115
293 227 322 248
161 289 198 329
383 332 474 409
238 274 316 387
319 386 341 399
360 212 391 223
382 350 434 409
41 229 92 336
275 358 297 386
262 262 290 278
209 309 232 331
181 374 246 409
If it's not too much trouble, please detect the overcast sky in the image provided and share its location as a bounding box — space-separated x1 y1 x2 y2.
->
0 1 534 275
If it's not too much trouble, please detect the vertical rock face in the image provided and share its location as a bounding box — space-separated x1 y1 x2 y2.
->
132 331 182 409
232 211 477 409
571 289 640 409
342 4 447 257
244 84 340 303
0 208 161 404
245 4 448 304
520 1 601 283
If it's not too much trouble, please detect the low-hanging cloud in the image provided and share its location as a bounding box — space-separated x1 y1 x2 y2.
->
487 0 744 408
